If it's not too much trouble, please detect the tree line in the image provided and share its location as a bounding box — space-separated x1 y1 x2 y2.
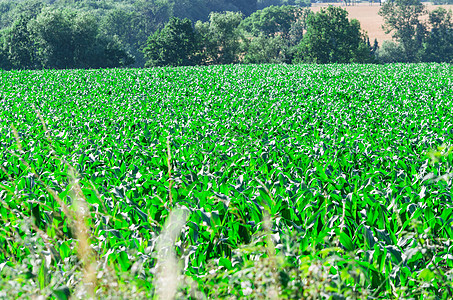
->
0 0 298 69
0 0 453 70
143 6 378 67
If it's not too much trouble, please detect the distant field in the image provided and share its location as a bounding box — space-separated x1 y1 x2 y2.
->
311 3 453 45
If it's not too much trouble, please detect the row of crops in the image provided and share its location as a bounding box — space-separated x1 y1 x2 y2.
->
1 64 453 298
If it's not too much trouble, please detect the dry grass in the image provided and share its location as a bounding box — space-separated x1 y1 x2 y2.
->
310 2 453 44
154 209 188 300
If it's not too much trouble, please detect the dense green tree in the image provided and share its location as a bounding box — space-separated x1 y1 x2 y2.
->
143 17 199 67
0 0 407 68
2 8 135 70
3 15 39 69
101 7 139 48
287 8 309 46
378 0 426 62
12 0 44 20
133 0 173 34
0 33 11 70
72 13 134 68
97 36 135 68
100 7 145 67
242 35 290 64
229 0 257 15
196 11 243 64
131 0 173 65
295 6 373 64
376 40 407 63
171 0 256 22
0 1 16 29
31 9 77 68
0 0 310 69
241 5 299 38
0 0 45 69
240 6 308 64
422 8 453 63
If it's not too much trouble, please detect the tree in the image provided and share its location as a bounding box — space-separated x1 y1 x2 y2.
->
72 13 99 68
295 6 373 64
27 8 133 69
0 1 44 70
376 40 407 63
422 8 453 62
133 1 173 43
100 7 145 67
97 36 135 68
3 15 39 69
0 0 16 29
378 0 426 62
229 0 257 15
72 13 134 69
170 0 256 22
241 5 299 39
196 11 243 65
240 6 308 64
288 8 310 46
143 17 199 67
30 9 77 69
242 35 289 64
172 0 238 22
11 0 44 21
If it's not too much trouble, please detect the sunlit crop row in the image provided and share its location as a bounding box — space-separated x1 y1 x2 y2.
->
1 64 453 298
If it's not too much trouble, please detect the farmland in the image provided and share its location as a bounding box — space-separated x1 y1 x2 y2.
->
311 3 453 44
1 63 453 299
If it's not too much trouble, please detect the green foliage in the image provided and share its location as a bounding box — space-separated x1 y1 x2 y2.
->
0 0 17 28
0 7 133 70
171 0 244 22
99 36 135 68
31 9 78 69
377 3 453 64
377 40 407 63
378 0 426 62
143 17 199 67
240 6 309 65
0 0 401 68
196 11 244 64
1 64 453 298
242 35 290 64
422 8 453 63
2 15 39 69
295 6 373 63
228 0 258 15
241 5 300 38
99 7 146 67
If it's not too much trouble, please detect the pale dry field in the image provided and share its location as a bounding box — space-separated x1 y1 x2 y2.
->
310 3 453 45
